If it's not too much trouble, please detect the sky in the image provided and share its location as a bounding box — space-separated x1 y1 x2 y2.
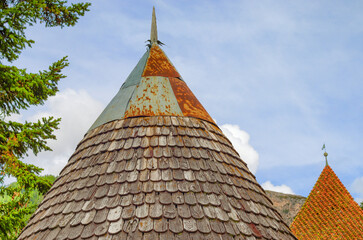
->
6 0 363 203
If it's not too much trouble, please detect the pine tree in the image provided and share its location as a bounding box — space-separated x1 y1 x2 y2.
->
0 1 90 239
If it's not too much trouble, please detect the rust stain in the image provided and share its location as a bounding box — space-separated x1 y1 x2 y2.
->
248 223 263 238
124 77 183 118
142 45 181 78
169 77 215 124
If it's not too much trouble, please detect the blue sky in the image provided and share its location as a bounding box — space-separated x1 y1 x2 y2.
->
8 0 363 202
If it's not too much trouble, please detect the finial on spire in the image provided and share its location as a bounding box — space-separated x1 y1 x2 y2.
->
150 6 158 44
322 144 328 165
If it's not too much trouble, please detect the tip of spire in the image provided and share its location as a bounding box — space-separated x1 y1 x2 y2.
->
150 6 158 44
322 144 329 166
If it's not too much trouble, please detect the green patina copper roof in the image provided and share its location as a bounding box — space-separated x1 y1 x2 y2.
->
88 51 149 131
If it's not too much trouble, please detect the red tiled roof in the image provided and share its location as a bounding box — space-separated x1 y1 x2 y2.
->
291 165 363 239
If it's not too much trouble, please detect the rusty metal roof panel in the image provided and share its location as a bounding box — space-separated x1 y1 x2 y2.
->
88 37 214 130
142 45 180 78
169 77 215 124
124 76 183 118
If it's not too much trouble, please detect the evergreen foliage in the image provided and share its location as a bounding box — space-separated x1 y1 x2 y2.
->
0 1 90 239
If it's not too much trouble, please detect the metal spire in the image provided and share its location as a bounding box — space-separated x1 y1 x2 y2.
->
150 6 158 44
322 144 328 166
324 151 328 166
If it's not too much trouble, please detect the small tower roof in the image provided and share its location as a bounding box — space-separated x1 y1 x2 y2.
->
291 164 363 239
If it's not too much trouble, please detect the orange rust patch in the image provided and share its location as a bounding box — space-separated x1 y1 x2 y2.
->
124 77 183 118
169 77 215 124
142 45 180 78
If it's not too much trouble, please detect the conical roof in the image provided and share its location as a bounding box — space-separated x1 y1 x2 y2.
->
291 164 363 239
89 43 214 132
18 9 297 240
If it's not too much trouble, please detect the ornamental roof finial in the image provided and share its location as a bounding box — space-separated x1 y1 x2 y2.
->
322 144 328 166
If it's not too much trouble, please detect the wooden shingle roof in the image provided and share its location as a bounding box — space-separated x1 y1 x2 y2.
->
18 9 297 240
291 164 363 239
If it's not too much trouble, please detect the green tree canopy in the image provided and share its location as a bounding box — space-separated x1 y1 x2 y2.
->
0 1 90 239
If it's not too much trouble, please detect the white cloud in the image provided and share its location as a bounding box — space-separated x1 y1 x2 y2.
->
351 177 363 204
24 89 104 176
5 113 23 122
220 124 259 174
262 181 294 194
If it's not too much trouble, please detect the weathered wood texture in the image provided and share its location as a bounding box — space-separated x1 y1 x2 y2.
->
19 116 296 240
